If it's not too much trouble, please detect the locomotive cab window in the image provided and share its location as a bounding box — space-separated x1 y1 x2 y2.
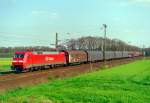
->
14 54 25 58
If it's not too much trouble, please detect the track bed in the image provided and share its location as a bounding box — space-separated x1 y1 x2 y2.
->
0 57 143 91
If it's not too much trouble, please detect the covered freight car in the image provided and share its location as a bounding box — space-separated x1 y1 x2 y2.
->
86 51 103 62
145 50 150 56
122 51 130 58
63 50 87 64
105 51 115 60
114 51 123 59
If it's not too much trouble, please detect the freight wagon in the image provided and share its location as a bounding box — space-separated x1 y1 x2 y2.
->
86 51 103 62
145 50 150 56
65 50 87 64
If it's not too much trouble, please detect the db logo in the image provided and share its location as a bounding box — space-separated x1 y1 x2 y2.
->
45 57 54 61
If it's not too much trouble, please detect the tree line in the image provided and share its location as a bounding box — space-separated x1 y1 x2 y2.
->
0 36 143 58
61 36 141 51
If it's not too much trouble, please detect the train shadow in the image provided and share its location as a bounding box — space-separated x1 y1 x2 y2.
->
0 71 14 76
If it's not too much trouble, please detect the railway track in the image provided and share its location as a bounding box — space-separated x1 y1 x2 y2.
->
0 57 143 91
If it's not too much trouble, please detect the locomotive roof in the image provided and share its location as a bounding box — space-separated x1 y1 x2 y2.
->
33 51 60 54
15 51 26 54
15 50 61 54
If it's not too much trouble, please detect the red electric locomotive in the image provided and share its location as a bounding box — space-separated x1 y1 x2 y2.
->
11 51 67 72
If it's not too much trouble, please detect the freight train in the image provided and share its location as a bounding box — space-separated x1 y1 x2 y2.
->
11 50 143 72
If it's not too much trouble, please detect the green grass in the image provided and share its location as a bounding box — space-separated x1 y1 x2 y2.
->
0 58 11 71
0 60 150 103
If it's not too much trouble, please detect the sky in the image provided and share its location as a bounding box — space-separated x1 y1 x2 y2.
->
0 0 150 48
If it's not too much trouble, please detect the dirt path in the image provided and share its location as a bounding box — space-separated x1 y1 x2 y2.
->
0 57 143 91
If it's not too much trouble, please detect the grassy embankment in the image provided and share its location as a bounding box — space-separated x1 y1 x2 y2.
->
0 59 150 103
0 58 11 72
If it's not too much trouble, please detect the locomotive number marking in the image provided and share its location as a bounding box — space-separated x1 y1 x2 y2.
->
45 57 54 61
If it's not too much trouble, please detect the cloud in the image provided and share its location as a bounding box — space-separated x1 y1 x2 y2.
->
128 0 150 5
131 0 150 3
9 0 17 4
31 10 59 19
117 0 150 8
118 1 130 7
31 10 45 15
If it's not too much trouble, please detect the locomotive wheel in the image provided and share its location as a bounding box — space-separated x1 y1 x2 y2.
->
50 65 53 69
15 67 22 73
63 64 67 67
29 68 34 72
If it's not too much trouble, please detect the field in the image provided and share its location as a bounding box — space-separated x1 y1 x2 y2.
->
0 58 12 72
0 59 150 103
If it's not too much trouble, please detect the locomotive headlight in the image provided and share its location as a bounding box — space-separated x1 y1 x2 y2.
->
12 60 17 63
18 60 23 62
12 60 23 63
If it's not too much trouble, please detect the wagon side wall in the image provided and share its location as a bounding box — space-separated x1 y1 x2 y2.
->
87 51 103 61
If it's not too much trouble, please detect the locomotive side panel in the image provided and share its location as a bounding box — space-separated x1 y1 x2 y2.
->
31 52 66 67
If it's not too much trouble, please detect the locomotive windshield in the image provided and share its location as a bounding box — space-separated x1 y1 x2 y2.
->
14 54 24 58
